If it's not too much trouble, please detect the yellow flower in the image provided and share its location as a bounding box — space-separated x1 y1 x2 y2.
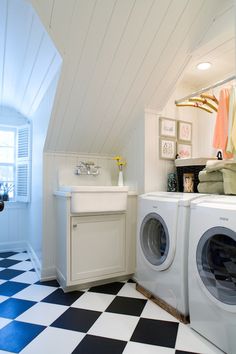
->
113 155 127 170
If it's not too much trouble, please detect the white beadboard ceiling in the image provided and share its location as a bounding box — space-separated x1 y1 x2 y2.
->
2 0 234 154
0 0 62 118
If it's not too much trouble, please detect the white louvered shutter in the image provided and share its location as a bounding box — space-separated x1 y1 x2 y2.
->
16 125 31 202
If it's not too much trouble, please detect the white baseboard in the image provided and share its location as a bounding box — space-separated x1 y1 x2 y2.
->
40 266 57 281
0 241 27 253
26 243 42 278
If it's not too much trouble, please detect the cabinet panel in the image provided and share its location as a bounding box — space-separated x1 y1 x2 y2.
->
71 214 126 281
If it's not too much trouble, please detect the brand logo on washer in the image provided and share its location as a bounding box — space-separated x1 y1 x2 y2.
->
219 217 229 221
153 205 158 209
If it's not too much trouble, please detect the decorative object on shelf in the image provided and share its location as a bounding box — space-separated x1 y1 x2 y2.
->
159 117 177 138
159 138 176 160
167 172 177 192
0 183 14 202
113 156 126 186
177 142 192 158
177 120 192 143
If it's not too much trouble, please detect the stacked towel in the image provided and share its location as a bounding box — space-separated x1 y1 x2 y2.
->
197 160 236 195
197 181 224 194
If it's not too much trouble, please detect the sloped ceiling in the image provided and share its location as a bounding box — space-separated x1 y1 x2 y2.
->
29 0 234 154
0 0 61 118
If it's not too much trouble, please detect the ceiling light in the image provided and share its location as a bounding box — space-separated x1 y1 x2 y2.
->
196 62 212 71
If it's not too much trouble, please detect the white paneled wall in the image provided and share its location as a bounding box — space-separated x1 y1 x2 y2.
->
41 152 120 277
28 72 60 272
121 114 145 194
0 204 28 251
29 0 233 154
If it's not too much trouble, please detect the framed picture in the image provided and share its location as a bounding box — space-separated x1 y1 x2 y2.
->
178 120 192 142
177 143 192 158
159 117 177 138
183 173 194 193
159 138 176 160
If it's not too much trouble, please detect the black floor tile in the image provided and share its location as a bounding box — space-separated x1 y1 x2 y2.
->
51 307 101 332
0 298 36 319
0 281 29 296
131 318 179 348
72 335 127 354
0 251 18 258
175 351 199 354
105 296 147 316
35 279 60 287
41 288 84 306
89 282 125 295
0 269 24 280
0 320 45 352
0 259 21 268
127 279 136 283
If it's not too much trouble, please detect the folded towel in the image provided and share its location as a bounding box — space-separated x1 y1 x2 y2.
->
197 181 224 194
205 160 236 173
222 169 236 195
199 169 223 182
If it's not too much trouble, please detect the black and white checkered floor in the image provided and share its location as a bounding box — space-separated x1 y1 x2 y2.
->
0 251 224 354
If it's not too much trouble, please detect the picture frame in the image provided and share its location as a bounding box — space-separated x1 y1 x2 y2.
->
177 120 192 142
177 142 192 159
159 138 176 160
159 117 177 138
183 173 194 193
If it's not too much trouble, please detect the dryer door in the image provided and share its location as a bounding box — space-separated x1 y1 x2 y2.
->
140 212 173 270
196 226 236 307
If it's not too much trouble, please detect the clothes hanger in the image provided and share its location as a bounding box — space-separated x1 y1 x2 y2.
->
200 93 219 105
188 97 218 112
176 102 213 113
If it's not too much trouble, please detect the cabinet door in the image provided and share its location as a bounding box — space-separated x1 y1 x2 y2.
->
71 214 126 281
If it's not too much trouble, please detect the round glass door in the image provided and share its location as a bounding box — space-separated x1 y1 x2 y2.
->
196 226 236 305
140 213 169 266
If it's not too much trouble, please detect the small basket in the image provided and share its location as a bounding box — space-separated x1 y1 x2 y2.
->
175 158 214 193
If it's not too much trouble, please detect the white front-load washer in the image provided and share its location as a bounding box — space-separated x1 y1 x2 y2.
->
188 195 236 354
134 191 204 316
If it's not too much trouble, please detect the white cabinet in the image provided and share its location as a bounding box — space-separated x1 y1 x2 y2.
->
71 214 126 281
54 193 137 290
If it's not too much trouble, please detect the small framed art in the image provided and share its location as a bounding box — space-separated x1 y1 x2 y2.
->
159 117 177 138
177 143 192 158
183 173 194 193
177 120 192 142
159 138 176 160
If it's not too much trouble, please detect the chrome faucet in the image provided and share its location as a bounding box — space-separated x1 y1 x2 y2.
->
75 161 100 176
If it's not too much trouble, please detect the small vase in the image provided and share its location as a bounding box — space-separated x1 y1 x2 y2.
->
118 171 124 186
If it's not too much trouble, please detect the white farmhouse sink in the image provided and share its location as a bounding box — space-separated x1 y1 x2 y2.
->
59 185 129 213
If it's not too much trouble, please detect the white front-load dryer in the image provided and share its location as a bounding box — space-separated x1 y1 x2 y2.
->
135 191 204 316
188 195 236 354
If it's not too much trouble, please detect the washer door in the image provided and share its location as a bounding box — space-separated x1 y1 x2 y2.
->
140 212 172 270
196 226 236 306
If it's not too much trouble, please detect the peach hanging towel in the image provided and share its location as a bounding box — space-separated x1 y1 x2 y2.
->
213 87 233 159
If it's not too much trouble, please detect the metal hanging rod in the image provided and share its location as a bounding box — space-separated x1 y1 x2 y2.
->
175 75 236 104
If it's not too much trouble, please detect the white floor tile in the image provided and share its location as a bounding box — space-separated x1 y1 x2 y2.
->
175 323 224 354
21 326 85 354
117 283 147 299
0 268 5 272
72 291 115 312
0 317 11 329
123 342 175 354
16 302 68 326
0 350 15 354
0 295 8 303
0 280 6 286
12 284 56 302
9 261 33 271
88 312 139 341
8 253 29 261
11 271 39 284
141 300 179 323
